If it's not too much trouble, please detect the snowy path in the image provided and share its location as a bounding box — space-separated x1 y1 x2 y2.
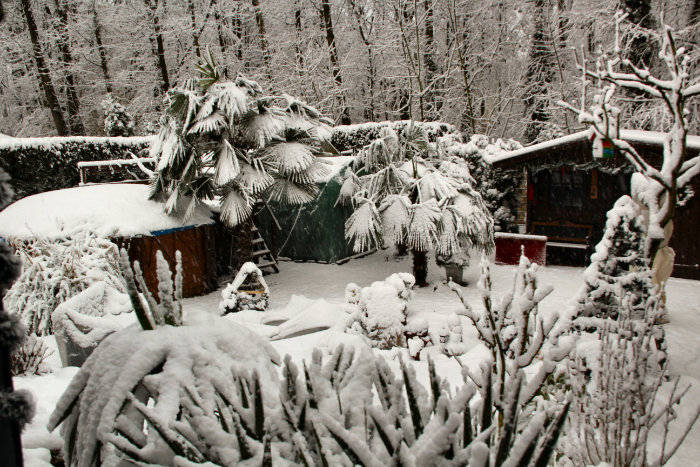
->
15 251 700 466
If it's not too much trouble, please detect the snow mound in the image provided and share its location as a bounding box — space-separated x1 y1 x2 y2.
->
0 183 214 240
270 295 351 339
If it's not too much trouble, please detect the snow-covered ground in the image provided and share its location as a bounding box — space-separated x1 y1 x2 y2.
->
15 251 700 466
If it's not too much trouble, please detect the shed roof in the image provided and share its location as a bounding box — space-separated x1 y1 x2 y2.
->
0 183 214 241
487 129 700 169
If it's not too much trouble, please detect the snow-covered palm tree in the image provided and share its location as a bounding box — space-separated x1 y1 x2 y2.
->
338 125 494 285
149 50 333 227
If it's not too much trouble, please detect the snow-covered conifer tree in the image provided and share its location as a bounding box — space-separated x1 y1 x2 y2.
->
0 169 33 466
573 195 654 323
101 95 135 137
339 125 494 285
149 49 333 228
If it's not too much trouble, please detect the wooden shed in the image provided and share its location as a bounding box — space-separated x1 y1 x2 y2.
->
0 183 217 297
488 130 700 279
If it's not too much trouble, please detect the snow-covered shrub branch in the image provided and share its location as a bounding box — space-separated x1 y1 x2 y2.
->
3 232 125 336
10 334 51 376
563 295 700 466
449 255 573 415
118 249 183 330
560 12 700 276
93 343 569 466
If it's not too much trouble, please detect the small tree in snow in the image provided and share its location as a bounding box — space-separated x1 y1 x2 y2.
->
338 125 494 286
149 50 333 228
560 12 700 297
573 195 655 323
101 95 135 137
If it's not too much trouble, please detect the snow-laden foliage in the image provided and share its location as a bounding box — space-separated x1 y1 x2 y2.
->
119 249 182 330
562 295 700 466
330 120 456 153
3 232 125 336
150 51 333 227
447 134 523 234
339 125 494 284
88 343 568 466
101 95 135 137
219 262 269 314
345 272 415 349
572 195 656 324
449 254 574 418
47 320 281 467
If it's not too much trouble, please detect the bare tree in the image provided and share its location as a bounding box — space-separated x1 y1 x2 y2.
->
561 12 700 295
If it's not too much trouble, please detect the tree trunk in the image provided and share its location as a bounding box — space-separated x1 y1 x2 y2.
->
145 0 170 94
294 2 304 75
187 0 201 58
52 0 85 135
20 0 67 135
412 249 429 287
92 0 112 93
251 0 272 82
320 0 351 124
422 0 440 120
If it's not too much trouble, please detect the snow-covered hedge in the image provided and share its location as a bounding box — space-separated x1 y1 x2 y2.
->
0 136 153 200
330 120 456 153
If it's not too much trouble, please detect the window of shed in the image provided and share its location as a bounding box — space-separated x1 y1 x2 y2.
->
550 168 585 208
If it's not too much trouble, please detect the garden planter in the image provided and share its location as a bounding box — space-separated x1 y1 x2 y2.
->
444 264 466 285
52 282 133 367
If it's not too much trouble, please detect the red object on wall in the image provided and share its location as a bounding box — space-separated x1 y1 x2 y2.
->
495 233 547 265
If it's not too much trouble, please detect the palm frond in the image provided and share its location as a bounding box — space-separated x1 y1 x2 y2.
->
378 195 411 245
266 179 318 205
337 170 361 206
267 142 314 176
345 199 382 253
417 170 459 202
187 112 226 135
220 188 253 227
241 107 286 147
238 162 274 194
214 140 241 186
407 200 441 252
217 83 250 121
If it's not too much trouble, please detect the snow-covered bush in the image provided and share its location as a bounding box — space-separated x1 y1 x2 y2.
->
94 344 569 466
3 232 126 336
573 195 656 325
449 254 574 419
10 334 51 376
101 95 135 137
447 134 524 233
347 272 415 349
118 249 182 330
47 320 281 467
219 262 269 314
330 120 456 152
562 294 699 466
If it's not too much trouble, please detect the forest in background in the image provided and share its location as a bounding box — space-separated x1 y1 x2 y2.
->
0 0 699 142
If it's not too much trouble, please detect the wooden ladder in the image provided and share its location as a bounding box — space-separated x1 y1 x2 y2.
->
251 224 279 274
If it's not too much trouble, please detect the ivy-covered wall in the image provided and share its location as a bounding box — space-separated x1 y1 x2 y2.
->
0 136 154 200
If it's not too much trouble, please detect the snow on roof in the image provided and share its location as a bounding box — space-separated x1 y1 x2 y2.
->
487 129 700 166
0 183 214 241
0 135 155 151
